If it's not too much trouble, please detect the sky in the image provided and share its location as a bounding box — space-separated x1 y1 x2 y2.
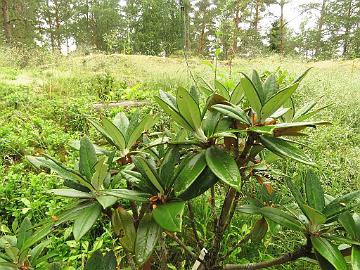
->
267 0 322 32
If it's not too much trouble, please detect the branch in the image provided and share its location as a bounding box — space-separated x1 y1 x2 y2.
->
220 230 252 261
188 202 203 249
166 232 199 261
224 241 312 270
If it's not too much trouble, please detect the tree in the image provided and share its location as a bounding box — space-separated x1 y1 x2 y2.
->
1 0 11 44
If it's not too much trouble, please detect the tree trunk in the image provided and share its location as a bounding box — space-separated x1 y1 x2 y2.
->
253 0 260 32
54 0 61 51
342 0 353 56
1 0 11 43
279 0 285 56
232 0 241 54
197 3 207 56
314 0 327 57
45 0 55 50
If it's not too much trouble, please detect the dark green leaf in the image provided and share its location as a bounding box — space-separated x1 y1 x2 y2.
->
17 218 32 250
305 170 325 212
132 156 164 194
178 167 218 201
91 156 109 190
104 189 150 202
159 146 180 189
73 203 102 241
352 245 360 270
260 135 315 166
302 205 326 225
252 70 265 103
127 115 157 149
153 201 185 232
135 213 161 266
101 117 126 151
259 207 305 232
96 195 118 209
215 80 230 100
339 212 358 240
323 191 360 219
241 75 262 115
111 208 136 252
260 83 299 121
230 81 244 104
21 225 52 252
311 236 348 270
84 250 103 270
176 87 202 130
205 146 241 191
79 137 97 181
154 96 193 131
263 74 278 101
212 104 251 125
174 152 206 195
27 156 92 189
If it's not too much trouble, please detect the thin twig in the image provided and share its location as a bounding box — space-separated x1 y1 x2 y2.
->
188 202 203 249
220 231 252 261
166 232 200 262
211 186 217 232
224 241 312 270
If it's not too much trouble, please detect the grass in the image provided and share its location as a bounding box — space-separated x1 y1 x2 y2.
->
0 51 359 269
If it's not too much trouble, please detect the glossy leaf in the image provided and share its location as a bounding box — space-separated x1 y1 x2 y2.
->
154 96 193 131
251 70 266 103
79 137 97 181
135 213 162 266
260 135 315 166
215 80 230 99
259 207 305 232
112 208 136 252
27 156 91 189
176 87 202 130
212 104 251 125
48 189 93 198
302 205 326 225
178 167 218 201
101 117 126 151
104 189 151 202
174 152 207 195
153 201 185 232
96 195 118 209
260 83 299 121
241 75 262 115
352 245 360 270
159 146 180 189
323 190 360 218
305 170 325 212
205 146 241 191
339 212 358 240
91 156 108 190
127 114 156 149
230 81 244 104
133 156 164 194
73 203 102 241
311 237 348 270
263 74 278 101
